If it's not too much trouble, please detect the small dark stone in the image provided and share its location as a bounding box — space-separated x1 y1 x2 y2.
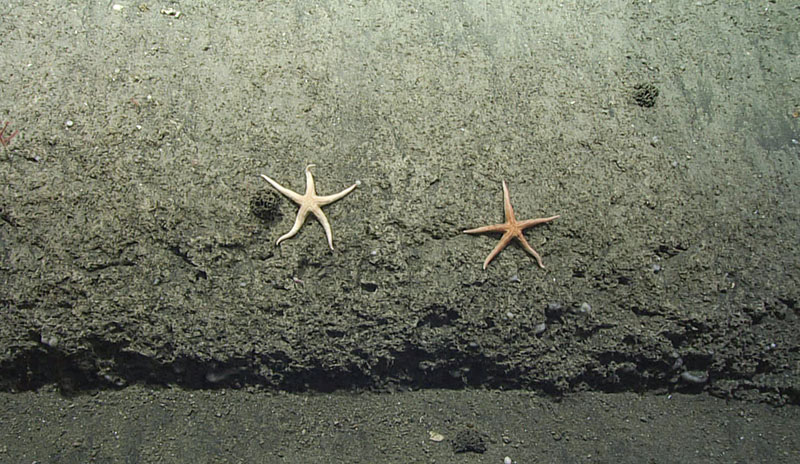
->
360 280 379 292
545 302 564 319
452 428 487 454
250 190 282 222
632 82 659 108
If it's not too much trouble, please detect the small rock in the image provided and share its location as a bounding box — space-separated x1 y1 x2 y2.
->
533 322 547 336
680 370 709 384
545 302 564 319
452 428 486 454
632 82 659 108
160 8 181 18
652 263 662 273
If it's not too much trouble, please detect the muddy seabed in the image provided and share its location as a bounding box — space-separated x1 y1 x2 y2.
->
1 1 798 462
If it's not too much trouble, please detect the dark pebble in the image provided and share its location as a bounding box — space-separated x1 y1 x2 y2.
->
452 428 487 454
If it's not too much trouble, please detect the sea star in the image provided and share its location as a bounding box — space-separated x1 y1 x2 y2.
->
261 164 357 250
464 180 559 269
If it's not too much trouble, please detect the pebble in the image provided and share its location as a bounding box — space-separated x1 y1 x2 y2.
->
160 8 181 18
533 322 547 336
40 334 59 348
545 302 563 318
680 370 709 384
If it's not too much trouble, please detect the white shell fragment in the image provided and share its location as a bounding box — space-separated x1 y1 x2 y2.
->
160 8 181 18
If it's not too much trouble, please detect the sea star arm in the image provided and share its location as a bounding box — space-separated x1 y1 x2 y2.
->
260 174 304 203
304 164 318 195
310 206 336 250
276 205 311 245
463 223 508 234
516 234 546 268
502 181 515 220
482 232 515 270
316 183 358 205
517 215 560 229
